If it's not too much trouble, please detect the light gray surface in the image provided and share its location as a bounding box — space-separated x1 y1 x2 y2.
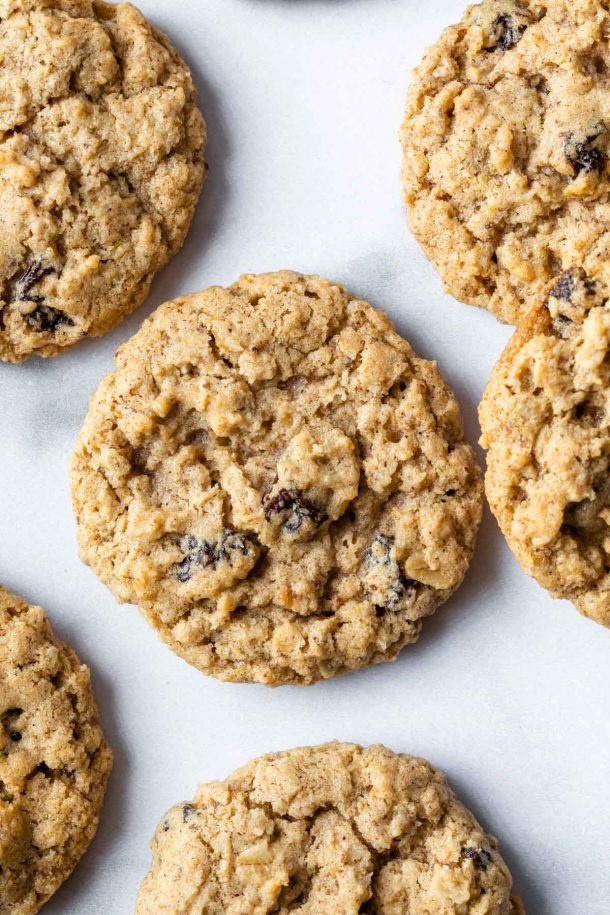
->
1 0 609 911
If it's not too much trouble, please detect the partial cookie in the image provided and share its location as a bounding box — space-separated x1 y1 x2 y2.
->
71 270 483 686
480 268 610 626
0 0 206 363
136 742 524 914
401 0 610 325
0 585 113 914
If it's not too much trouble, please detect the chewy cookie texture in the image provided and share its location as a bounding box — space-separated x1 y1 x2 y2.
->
0 585 112 915
402 0 610 325
0 0 206 363
136 742 524 915
71 271 483 686
481 268 610 627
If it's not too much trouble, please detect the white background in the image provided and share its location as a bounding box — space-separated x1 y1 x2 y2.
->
1 0 609 911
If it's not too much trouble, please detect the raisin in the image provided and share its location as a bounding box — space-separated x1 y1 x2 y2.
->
363 534 417 611
568 143 605 175
563 125 607 176
175 550 208 582
10 259 73 333
174 535 216 582
263 488 327 533
584 277 597 293
183 805 194 822
365 533 393 565
485 14 527 51
545 269 598 338
386 576 416 609
16 259 55 298
549 271 576 302
2 708 23 743
216 531 254 561
25 305 74 333
173 531 257 582
462 847 493 870
175 561 193 583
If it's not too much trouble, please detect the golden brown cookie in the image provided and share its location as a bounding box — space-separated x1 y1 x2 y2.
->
480 268 610 626
0 585 113 914
0 0 206 363
401 0 610 325
70 271 483 686
136 742 524 914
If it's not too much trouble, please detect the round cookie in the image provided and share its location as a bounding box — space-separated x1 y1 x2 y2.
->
480 268 610 627
70 270 483 686
401 0 610 325
0 0 206 363
136 742 524 914
0 585 113 914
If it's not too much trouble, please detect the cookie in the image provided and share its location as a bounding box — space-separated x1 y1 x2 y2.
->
480 267 610 626
0 0 206 363
401 0 610 325
0 585 113 914
70 270 483 686
136 742 524 914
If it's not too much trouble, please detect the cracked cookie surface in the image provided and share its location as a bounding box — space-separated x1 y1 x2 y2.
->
136 742 524 915
70 270 483 686
0 0 206 363
401 0 610 325
0 585 113 914
480 268 610 626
